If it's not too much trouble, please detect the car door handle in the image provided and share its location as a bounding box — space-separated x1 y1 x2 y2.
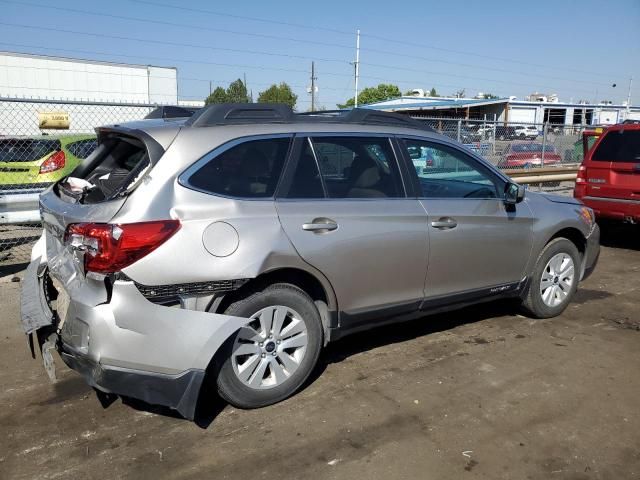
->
431 217 458 229
302 218 338 232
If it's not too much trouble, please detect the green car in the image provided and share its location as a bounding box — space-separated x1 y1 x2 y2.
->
0 135 97 188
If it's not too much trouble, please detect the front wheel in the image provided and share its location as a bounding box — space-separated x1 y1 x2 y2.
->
522 238 581 318
216 283 323 409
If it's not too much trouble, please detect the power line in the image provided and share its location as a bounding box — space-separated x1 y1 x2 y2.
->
2 0 614 89
0 0 354 51
361 64 601 96
0 22 351 64
0 42 352 78
360 54 611 88
127 0 620 80
359 33 620 80
126 0 354 35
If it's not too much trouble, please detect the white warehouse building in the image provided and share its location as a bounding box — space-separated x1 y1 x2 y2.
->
0 51 182 136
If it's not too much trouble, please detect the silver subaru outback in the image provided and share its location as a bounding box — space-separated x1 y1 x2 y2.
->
21 104 599 419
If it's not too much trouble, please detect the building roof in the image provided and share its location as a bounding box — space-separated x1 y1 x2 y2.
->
363 96 509 112
0 50 176 71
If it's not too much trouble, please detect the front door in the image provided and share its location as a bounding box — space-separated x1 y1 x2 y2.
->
399 137 534 300
276 136 429 328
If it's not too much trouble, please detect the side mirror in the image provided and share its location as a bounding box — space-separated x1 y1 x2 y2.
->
504 182 525 205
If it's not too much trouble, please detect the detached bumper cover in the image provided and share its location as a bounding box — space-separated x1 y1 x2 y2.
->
59 343 205 420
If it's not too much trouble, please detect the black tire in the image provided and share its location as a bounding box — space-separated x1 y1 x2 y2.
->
216 283 323 409
522 238 581 319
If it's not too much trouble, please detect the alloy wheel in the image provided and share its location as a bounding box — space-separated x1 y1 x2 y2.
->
231 305 308 390
539 253 575 307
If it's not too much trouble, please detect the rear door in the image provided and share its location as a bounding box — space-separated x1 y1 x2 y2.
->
585 126 640 201
276 135 429 328
398 137 533 300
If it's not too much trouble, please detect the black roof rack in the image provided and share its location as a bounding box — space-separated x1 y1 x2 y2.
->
185 103 434 133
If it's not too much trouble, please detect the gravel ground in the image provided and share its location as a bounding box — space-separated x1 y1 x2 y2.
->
0 224 638 480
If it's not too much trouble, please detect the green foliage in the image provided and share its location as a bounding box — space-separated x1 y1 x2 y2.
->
204 79 250 104
481 93 499 99
257 82 298 109
226 79 250 103
337 84 401 108
204 86 228 105
429 87 439 97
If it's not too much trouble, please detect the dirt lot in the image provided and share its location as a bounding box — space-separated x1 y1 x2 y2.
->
0 225 638 480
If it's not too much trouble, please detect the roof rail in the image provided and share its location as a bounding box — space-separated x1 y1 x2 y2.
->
186 103 294 127
185 103 434 132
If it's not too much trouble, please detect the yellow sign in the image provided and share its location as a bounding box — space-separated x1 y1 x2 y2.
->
38 111 70 129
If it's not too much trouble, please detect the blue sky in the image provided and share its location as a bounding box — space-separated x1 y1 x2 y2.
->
0 0 639 109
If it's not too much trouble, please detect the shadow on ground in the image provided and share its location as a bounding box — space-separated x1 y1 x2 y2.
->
598 222 640 251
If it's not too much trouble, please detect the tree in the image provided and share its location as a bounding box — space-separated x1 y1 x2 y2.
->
481 93 499 99
337 83 401 108
454 89 466 98
429 87 439 97
226 79 250 103
204 86 228 105
257 82 298 109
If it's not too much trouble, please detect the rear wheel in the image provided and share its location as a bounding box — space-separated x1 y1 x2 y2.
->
216 283 323 408
522 238 580 318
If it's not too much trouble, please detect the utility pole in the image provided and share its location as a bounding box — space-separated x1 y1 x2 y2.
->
310 61 317 111
354 29 360 108
209 80 212 96
627 76 633 112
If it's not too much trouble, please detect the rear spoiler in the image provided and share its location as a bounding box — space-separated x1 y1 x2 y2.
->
145 106 200 120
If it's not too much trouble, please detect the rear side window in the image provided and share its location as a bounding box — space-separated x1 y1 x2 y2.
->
67 138 98 159
310 137 404 198
187 137 290 198
592 130 640 163
0 139 60 162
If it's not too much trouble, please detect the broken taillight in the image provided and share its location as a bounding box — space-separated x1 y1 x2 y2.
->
64 220 181 274
39 150 66 174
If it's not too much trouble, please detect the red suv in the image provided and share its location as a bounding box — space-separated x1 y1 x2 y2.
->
574 124 640 223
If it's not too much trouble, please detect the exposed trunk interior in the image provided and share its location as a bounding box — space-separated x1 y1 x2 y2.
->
57 133 151 204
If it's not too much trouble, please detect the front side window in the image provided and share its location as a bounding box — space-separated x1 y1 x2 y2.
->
402 139 501 199
186 137 290 198
310 137 404 198
592 130 640 163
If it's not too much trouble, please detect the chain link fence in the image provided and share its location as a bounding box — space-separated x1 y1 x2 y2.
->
0 98 156 271
412 116 587 171
0 98 589 272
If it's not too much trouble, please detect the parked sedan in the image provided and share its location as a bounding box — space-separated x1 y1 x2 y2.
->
501 142 562 168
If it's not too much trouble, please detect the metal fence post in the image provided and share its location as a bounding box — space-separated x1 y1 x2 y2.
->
541 121 548 167
457 119 461 143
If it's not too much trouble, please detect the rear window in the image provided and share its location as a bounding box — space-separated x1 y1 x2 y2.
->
592 130 640 163
511 144 555 153
67 138 98 159
0 139 60 162
186 137 290 198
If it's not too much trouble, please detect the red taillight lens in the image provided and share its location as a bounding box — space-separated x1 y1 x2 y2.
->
64 220 181 274
576 164 587 184
39 150 66 174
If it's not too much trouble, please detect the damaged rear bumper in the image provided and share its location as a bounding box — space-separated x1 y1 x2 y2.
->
20 251 250 420
59 342 205 419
